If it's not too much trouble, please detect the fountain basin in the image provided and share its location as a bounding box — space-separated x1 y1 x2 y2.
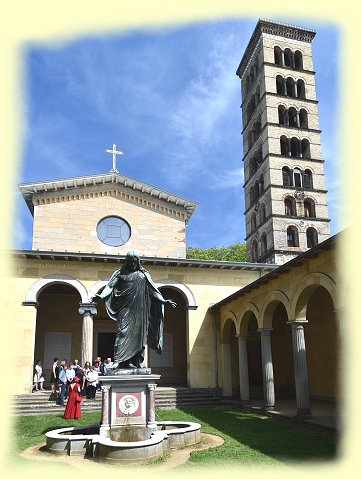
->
45 421 201 464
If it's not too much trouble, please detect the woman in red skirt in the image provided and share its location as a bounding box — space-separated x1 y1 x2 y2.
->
64 376 82 419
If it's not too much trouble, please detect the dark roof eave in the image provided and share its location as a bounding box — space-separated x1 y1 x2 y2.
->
11 249 278 272
210 232 340 310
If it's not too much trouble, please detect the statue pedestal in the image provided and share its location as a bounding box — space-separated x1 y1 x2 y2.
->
98 372 160 438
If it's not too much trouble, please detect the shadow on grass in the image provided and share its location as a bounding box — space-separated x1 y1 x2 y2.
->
161 405 338 463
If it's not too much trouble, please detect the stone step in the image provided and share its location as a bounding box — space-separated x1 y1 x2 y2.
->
12 387 220 415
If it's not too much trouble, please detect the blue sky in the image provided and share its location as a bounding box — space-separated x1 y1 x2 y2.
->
15 17 340 251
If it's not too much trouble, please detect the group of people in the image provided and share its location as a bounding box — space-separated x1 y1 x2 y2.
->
34 356 114 419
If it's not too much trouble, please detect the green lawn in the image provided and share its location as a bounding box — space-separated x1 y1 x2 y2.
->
11 406 338 468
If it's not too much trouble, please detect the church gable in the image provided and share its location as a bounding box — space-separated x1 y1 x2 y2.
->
20 173 197 258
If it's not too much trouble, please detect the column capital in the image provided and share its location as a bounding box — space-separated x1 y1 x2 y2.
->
257 328 273 335
22 301 39 309
78 302 97 315
236 333 248 339
101 385 111 392
287 320 308 327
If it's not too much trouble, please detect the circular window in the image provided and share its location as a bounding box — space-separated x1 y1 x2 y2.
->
96 216 131 247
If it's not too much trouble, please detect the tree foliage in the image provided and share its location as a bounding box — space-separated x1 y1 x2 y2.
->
186 242 247 262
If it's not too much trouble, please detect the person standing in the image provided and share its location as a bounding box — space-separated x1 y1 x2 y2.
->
86 366 98 400
104 357 113 373
72 358 83 378
65 363 76 399
57 361 68 406
81 361 91 397
63 377 82 419
50 357 59 397
33 360 44 391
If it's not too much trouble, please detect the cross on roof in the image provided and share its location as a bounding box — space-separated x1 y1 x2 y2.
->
106 144 124 173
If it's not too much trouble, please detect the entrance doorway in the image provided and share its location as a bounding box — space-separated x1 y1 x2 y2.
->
149 287 188 386
97 332 116 360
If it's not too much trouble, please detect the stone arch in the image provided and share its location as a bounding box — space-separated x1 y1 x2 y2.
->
260 290 290 328
221 315 239 397
155 279 197 308
239 302 260 334
290 272 338 319
221 311 238 338
25 274 88 303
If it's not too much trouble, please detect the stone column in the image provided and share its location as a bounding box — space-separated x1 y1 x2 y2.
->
147 383 157 427
281 50 285 67
78 303 97 366
296 111 300 128
237 334 250 401
21 301 39 394
288 320 311 416
221 340 232 397
259 328 275 408
100 385 111 436
294 81 298 98
334 308 346 359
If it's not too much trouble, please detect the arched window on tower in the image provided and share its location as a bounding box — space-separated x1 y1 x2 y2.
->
294 50 303 70
260 203 266 223
259 175 264 196
301 139 311 159
293 168 302 188
304 199 316 218
256 86 261 104
247 102 253 123
255 148 263 163
290 137 300 157
250 157 258 176
274 46 283 66
284 48 293 68
254 181 260 201
278 105 287 125
299 109 308 129
254 118 262 138
287 226 299 247
252 240 258 261
297 79 306 99
280 136 290 156
284 196 296 216
282 166 292 187
249 186 255 207
306 227 318 248
276 75 284 95
288 107 298 127
248 132 253 151
251 213 257 232
303 169 313 189
261 233 267 256
286 77 296 97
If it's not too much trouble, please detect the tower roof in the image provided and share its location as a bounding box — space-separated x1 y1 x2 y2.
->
19 172 198 223
236 18 316 79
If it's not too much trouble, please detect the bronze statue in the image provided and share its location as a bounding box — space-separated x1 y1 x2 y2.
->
90 252 176 369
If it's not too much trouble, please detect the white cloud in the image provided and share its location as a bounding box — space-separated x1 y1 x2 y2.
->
164 30 242 185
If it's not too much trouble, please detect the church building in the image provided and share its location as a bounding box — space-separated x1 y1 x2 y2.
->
10 19 344 418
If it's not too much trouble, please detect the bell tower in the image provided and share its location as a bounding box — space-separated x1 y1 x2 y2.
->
237 19 331 264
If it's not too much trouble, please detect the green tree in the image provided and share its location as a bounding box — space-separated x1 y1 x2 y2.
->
186 242 247 262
